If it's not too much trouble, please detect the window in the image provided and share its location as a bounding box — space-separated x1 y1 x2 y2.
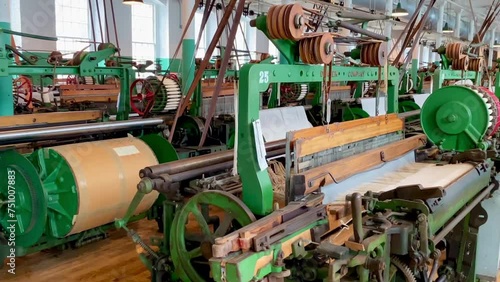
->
55 0 90 56
132 3 155 68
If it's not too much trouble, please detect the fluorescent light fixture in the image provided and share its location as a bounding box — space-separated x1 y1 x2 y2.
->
442 22 454 33
123 0 144 5
392 2 409 17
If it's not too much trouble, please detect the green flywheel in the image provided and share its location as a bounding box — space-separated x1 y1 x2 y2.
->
421 85 490 151
0 150 47 247
342 106 370 121
398 100 421 122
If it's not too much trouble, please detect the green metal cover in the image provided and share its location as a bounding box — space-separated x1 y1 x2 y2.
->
398 100 420 122
342 107 370 121
28 148 79 238
421 86 489 151
0 150 46 247
140 134 179 163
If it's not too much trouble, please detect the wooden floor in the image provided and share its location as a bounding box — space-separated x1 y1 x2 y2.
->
0 219 160 282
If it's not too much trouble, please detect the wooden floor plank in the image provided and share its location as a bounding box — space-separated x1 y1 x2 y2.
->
1 219 159 281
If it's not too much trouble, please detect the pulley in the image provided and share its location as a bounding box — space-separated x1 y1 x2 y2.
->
266 4 306 40
452 56 469 71
445 42 465 60
360 42 387 66
469 58 484 72
299 34 334 64
421 85 500 151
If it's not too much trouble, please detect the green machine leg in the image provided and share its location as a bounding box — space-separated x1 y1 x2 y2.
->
0 22 13 116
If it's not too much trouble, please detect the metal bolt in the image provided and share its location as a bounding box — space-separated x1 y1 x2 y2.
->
447 114 457 122
324 43 334 55
417 213 427 222
137 178 154 194
294 15 304 28
431 249 441 260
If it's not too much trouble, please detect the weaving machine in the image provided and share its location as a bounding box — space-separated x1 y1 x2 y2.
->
205 81 500 282
114 2 500 281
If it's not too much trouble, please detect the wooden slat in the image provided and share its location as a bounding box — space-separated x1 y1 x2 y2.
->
60 84 119 90
202 88 234 98
292 134 426 196
288 114 402 147
295 114 404 157
61 89 119 96
212 200 322 258
0 111 102 128
61 96 118 102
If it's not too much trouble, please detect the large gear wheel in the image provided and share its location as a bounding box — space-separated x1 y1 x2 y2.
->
170 191 256 282
390 256 417 282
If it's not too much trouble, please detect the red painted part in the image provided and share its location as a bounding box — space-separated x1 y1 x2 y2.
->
129 79 155 116
167 73 180 83
13 76 33 106
66 75 78 85
479 87 500 136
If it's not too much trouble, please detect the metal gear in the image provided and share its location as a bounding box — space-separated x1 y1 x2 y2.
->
390 256 417 282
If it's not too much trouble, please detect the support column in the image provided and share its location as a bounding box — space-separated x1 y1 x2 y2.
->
338 0 353 54
167 0 182 71
0 0 12 116
428 44 434 64
155 2 169 69
244 19 256 58
384 0 393 58
433 3 445 63
489 28 497 68
217 8 228 53
206 14 218 56
181 0 195 95
454 9 462 39
468 20 474 42
419 45 427 64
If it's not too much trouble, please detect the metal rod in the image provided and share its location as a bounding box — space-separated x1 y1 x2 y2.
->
432 182 496 244
347 192 364 243
335 21 388 41
398 109 421 119
142 147 286 190
0 118 165 145
336 11 389 21
141 139 286 177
